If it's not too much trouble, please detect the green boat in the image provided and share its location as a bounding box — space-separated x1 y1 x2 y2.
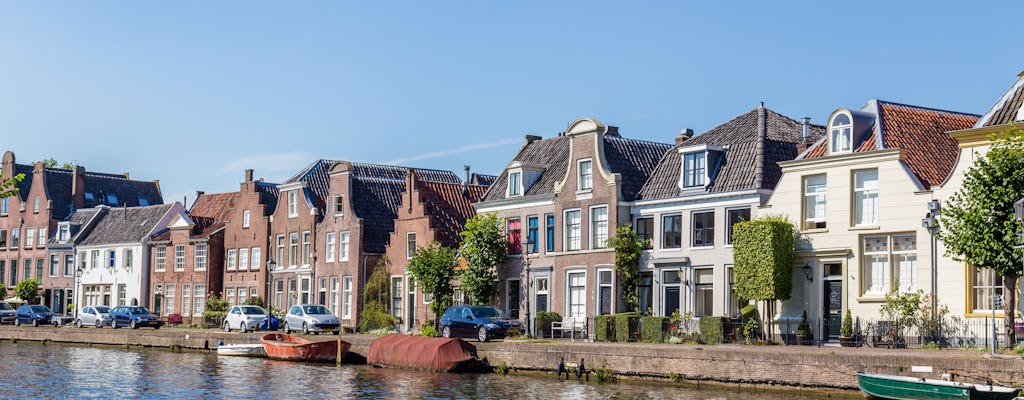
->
857 372 1020 400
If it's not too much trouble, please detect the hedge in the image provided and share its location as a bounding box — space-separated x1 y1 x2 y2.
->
536 311 561 338
732 217 794 301
595 314 616 342
641 316 669 343
615 312 639 342
699 316 725 345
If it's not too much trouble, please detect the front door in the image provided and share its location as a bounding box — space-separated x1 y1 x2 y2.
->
824 279 842 340
507 279 520 319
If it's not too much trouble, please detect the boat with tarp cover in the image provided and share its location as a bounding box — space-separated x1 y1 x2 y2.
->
367 334 489 372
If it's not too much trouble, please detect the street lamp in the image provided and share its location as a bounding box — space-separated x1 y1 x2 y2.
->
73 267 83 318
522 237 534 338
921 200 940 326
267 259 277 309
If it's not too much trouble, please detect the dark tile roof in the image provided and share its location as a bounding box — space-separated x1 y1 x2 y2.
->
188 192 238 237
349 162 461 184
255 181 279 216
11 165 163 220
801 100 978 188
639 107 823 200
77 204 175 246
604 136 674 201
482 136 571 202
469 173 497 187
417 181 489 248
13 164 31 200
283 159 334 214
351 177 405 254
976 74 1024 128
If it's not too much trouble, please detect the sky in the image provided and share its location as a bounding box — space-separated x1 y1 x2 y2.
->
1 2 1021 207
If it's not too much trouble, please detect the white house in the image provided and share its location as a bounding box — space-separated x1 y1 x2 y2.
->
71 203 183 310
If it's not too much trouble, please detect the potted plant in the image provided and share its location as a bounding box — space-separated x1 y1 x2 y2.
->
795 310 812 345
839 310 855 347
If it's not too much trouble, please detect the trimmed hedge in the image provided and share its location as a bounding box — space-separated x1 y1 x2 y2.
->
536 312 561 338
699 316 725 345
732 217 795 302
615 312 639 342
595 314 616 342
641 316 670 343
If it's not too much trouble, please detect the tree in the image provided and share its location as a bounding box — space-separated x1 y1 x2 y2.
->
731 215 795 341
33 158 74 170
359 256 396 331
407 241 458 329
607 225 645 312
15 278 40 303
0 282 6 300
940 128 1024 346
0 173 24 199
459 212 506 305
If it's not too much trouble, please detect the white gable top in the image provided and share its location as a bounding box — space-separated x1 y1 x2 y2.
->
167 211 195 229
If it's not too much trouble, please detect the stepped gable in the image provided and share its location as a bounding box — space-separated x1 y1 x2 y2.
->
639 107 822 200
418 181 488 248
800 100 978 189
188 192 238 237
482 136 571 202
78 204 175 246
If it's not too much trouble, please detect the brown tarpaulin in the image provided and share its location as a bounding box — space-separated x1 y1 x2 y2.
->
367 334 482 372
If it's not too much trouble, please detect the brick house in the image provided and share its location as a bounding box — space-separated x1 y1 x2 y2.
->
0 150 162 314
632 106 824 320
149 192 233 324
222 169 278 309
319 161 461 330
383 169 492 332
474 118 671 335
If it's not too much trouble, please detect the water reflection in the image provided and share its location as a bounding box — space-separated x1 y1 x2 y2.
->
0 342 856 399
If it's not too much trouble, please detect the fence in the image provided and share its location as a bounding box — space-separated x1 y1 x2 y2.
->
751 316 1020 349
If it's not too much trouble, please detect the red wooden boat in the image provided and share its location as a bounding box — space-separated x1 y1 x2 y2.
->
260 333 349 363
367 334 489 372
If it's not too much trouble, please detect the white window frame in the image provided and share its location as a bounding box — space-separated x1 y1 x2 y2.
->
565 270 587 320
342 276 353 319
238 248 249 272
194 243 207 271
250 247 260 270
301 231 311 266
155 246 166 271
578 159 593 191
682 151 706 188
227 248 237 271
725 207 751 246
690 209 715 248
123 248 133 269
564 209 581 252
25 228 34 248
507 171 522 197
693 267 714 317
287 191 298 218
193 284 205 317
242 210 251 228
340 232 350 262
333 195 344 215
829 113 853 154
590 205 608 249
37 227 46 247
803 174 827 230
596 268 613 315
862 234 917 296
853 169 879 226
406 232 417 259
174 244 185 271
326 232 336 262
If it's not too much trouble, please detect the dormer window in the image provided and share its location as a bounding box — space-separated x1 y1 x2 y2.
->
107 194 118 206
58 224 70 242
578 159 593 191
84 192 94 202
138 197 149 206
508 171 522 197
830 113 852 154
682 152 706 187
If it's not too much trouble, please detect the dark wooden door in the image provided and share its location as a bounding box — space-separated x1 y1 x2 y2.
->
824 280 842 340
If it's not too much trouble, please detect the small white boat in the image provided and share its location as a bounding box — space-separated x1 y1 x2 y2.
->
217 343 266 358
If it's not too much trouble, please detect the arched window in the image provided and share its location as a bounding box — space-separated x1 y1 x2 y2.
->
830 113 852 154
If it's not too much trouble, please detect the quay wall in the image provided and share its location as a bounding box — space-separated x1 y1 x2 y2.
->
3 326 1022 391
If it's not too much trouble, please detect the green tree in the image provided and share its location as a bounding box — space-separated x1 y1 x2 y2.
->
940 128 1024 346
15 278 40 303
406 241 457 329
33 158 74 170
0 282 7 300
607 225 645 312
459 212 505 305
0 173 24 199
731 215 795 341
203 295 230 327
359 256 396 331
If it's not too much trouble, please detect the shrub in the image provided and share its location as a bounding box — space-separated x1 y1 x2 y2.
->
203 295 230 327
359 301 396 332
641 316 669 343
595 314 615 342
699 316 724 345
796 310 811 339
615 312 639 342
244 296 264 307
536 312 561 338
420 324 439 337
840 310 854 337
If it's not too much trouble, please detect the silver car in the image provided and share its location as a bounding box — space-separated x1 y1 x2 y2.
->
0 301 14 324
283 304 340 335
223 305 268 333
76 306 112 328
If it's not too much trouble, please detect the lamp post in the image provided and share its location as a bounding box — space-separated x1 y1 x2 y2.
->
921 200 940 326
267 259 277 309
522 237 533 338
73 267 83 318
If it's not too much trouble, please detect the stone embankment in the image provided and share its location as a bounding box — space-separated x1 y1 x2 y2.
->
3 325 1022 392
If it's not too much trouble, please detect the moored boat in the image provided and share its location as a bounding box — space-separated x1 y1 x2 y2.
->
857 372 1020 400
260 333 348 363
367 334 489 373
216 343 266 358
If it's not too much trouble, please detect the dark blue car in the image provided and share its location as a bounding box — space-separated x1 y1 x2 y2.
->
439 305 523 342
110 306 162 329
14 305 53 327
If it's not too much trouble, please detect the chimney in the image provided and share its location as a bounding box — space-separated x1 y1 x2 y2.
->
797 117 812 154
801 117 811 142
123 172 129 179
675 129 694 146
605 126 619 137
71 165 86 209
196 190 205 200
463 165 471 184
525 134 542 143
245 169 254 182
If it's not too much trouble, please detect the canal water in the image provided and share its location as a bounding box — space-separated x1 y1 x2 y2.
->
0 342 856 399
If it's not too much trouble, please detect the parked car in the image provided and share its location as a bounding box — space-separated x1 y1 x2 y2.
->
223 305 269 333
0 301 14 324
439 305 523 342
283 304 340 335
76 306 112 328
14 305 54 327
109 306 162 329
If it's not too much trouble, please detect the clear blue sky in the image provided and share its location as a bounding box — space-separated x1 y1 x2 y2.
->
1 2 1020 206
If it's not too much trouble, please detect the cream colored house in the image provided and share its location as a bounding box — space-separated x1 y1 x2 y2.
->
763 99 977 341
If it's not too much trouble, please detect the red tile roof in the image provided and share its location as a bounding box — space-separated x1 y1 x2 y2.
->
418 181 488 249
799 100 978 189
189 192 238 237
